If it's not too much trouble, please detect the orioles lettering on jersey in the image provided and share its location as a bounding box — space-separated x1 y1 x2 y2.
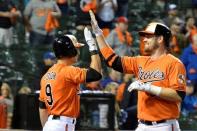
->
138 66 164 83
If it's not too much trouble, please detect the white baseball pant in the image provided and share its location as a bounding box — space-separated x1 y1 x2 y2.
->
135 119 180 131
43 115 76 131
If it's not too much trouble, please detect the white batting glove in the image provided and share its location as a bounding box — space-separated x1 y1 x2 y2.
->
84 27 98 51
127 81 162 96
128 81 151 92
89 10 103 36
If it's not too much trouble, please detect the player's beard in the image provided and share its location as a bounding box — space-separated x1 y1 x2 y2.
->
144 40 159 54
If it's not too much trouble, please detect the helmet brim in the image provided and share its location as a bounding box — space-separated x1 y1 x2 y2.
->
139 31 154 36
74 43 85 48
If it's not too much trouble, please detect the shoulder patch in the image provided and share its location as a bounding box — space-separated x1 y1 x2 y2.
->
178 74 186 85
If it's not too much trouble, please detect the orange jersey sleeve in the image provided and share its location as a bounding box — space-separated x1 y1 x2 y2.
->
63 66 87 84
167 58 186 91
39 63 87 118
100 46 138 74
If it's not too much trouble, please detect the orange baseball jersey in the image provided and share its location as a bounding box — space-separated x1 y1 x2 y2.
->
101 46 186 121
39 63 87 118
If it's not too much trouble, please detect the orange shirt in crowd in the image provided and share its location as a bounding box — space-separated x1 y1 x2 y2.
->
45 11 59 32
189 27 197 43
171 35 180 53
116 83 126 102
115 27 133 45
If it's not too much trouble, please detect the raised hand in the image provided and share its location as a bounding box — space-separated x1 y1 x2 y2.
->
89 10 103 36
84 27 97 51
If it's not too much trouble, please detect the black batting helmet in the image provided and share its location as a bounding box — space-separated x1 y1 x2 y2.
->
139 22 172 47
53 35 78 58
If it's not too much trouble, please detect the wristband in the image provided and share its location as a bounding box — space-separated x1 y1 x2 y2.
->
149 85 162 96
90 50 98 55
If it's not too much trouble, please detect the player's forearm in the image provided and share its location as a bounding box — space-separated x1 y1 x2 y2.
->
90 54 102 74
158 87 182 102
147 85 182 102
96 34 110 49
129 81 184 102
0 11 10 17
39 108 48 127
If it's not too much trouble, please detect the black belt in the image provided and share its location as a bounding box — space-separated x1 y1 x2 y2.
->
139 119 166 125
52 115 60 120
52 115 76 124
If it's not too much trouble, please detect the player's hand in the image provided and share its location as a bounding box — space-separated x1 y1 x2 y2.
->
89 10 103 36
127 81 151 92
84 27 97 51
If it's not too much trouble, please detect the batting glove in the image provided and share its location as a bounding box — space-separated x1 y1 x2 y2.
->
128 81 162 96
84 27 98 51
128 80 150 92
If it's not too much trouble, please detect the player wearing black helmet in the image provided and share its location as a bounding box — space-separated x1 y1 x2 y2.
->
39 28 102 131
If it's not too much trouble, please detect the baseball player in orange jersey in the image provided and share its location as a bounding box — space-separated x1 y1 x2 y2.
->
39 27 102 131
89 10 186 131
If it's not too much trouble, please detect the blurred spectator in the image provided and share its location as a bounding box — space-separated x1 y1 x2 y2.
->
163 3 178 27
105 81 119 94
101 68 121 89
96 0 118 37
35 51 56 91
23 0 30 6
181 80 197 117
18 85 32 94
24 0 61 46
116 0 129 17
0 82 13 129
117 74 138 130
184 16 197 43
56 0 76 31
170 17 187 57
0 0 21 47
192 0 197 18
82 81 101 90
41 51 56 75
106 16 133 56
75 0 97 30
56 0 69 15
116 74 132 103
104 81 120 130
180 34 197 94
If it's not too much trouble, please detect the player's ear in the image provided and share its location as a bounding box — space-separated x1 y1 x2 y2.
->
157 36 164 45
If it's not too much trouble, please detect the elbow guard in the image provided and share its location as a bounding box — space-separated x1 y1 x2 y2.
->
39 100 46 109
86 68 102 82
176 91 186 101
104 53 123 72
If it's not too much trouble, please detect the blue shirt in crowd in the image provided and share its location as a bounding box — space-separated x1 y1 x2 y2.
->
180 44 197 83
